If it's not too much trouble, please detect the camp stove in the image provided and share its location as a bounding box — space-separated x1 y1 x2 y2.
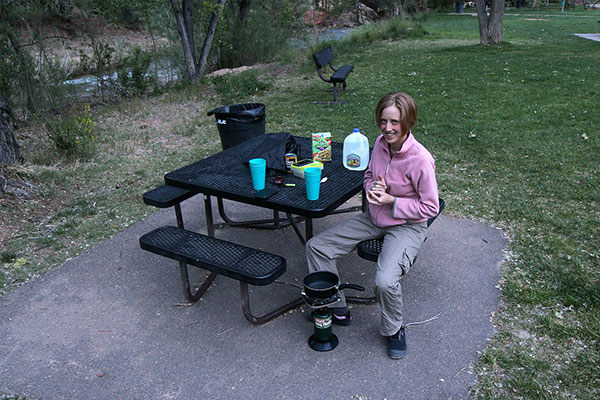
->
302 292 342 352
301 271 365 352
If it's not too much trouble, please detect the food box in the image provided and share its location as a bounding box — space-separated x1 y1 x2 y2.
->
290 159 324 178
312 132 332 162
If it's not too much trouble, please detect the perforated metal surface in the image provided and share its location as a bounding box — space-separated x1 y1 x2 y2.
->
357 198 446 262
357 238 383 262
143 185 194 208
164 136 365 218
139 226 286 286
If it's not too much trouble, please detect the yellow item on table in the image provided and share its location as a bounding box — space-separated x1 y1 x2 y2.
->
290 159 324 178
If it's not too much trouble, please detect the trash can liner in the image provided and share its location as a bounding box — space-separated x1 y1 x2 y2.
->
208 103 266 150
207 103 266 122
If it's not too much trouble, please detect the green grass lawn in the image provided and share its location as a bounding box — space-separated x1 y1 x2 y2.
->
268 10 600 398
2 7 599 399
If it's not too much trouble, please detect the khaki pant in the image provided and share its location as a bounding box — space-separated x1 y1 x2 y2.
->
306 212 428 336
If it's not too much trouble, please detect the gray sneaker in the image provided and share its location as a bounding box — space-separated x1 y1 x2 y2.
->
387 326 406 359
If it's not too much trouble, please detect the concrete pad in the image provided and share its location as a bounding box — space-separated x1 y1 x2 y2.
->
0 195 507 399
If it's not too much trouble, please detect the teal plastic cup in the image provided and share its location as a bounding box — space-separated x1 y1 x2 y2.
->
304 167 322 201
249 158 266 190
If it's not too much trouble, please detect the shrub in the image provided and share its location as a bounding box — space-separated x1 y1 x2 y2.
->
45 105 97 157
428 0 455 10
117 46 156 96
215 0 295 69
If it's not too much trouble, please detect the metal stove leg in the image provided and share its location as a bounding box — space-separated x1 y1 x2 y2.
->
240 282 304 325
306 218 313 240
179 261 218 302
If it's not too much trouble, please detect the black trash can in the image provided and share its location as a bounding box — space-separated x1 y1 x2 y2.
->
207 103 266 150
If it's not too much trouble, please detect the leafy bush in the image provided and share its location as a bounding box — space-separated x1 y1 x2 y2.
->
215 0 295 68
117 46 156 96
0 22 73 113
346 16 427 44
45 105 97 157
311 16 427 57
428 0 455 10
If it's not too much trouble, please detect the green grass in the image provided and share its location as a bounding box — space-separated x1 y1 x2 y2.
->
1 7 599 399
267 10 600 399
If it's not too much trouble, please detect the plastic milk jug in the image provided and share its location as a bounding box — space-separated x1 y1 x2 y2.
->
343 128 369 170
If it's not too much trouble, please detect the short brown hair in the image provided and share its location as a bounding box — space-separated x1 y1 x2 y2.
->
375 92 418 134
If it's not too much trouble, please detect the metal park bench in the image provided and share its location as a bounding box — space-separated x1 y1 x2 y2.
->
141 185 302 325
312 46 353 103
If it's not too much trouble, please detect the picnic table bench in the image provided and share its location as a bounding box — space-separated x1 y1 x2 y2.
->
141 184 304 324
357 198 446 262
143 185 194 228
139 225 303 325
312 46 353 103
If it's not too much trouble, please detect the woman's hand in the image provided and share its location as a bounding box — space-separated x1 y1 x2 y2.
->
370 174 387 193
366 190 394 205
367 174 393 205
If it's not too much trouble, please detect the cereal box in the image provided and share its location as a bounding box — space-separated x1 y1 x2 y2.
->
312 132 332 162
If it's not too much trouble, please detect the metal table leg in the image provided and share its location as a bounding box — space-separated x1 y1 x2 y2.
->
204 195 215 237
240 282 304 325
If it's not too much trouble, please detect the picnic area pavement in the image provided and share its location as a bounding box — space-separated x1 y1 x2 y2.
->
0 195 507 399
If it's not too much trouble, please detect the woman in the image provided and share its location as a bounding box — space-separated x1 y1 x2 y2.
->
305 92 439 359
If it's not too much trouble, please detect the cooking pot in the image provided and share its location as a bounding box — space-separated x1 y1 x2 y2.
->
302 271 364 300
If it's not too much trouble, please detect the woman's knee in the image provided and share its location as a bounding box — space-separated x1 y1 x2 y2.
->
375 273 398 294
306 236 319 253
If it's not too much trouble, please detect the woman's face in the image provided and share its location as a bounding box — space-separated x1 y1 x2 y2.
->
379 105 407 151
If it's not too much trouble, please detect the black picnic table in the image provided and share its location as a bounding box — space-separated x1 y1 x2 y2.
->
164 135 366 242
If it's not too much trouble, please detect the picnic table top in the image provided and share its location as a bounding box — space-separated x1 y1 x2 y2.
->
164 135 365 218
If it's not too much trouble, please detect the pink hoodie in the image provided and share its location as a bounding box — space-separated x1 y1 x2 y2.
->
364 132 439 227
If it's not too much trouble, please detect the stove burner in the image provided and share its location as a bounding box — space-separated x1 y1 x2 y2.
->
301 292 341 309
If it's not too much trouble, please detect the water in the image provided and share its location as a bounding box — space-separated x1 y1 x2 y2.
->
61 58 180 98
61 28 353 96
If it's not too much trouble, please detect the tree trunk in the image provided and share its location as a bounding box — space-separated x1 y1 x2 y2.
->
474 0 504 45
169 0 227 82
0 96 22 165
238 0 252 22
5 29 36 114
169 0 198 81
183 0 195 61
196 0 227 80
